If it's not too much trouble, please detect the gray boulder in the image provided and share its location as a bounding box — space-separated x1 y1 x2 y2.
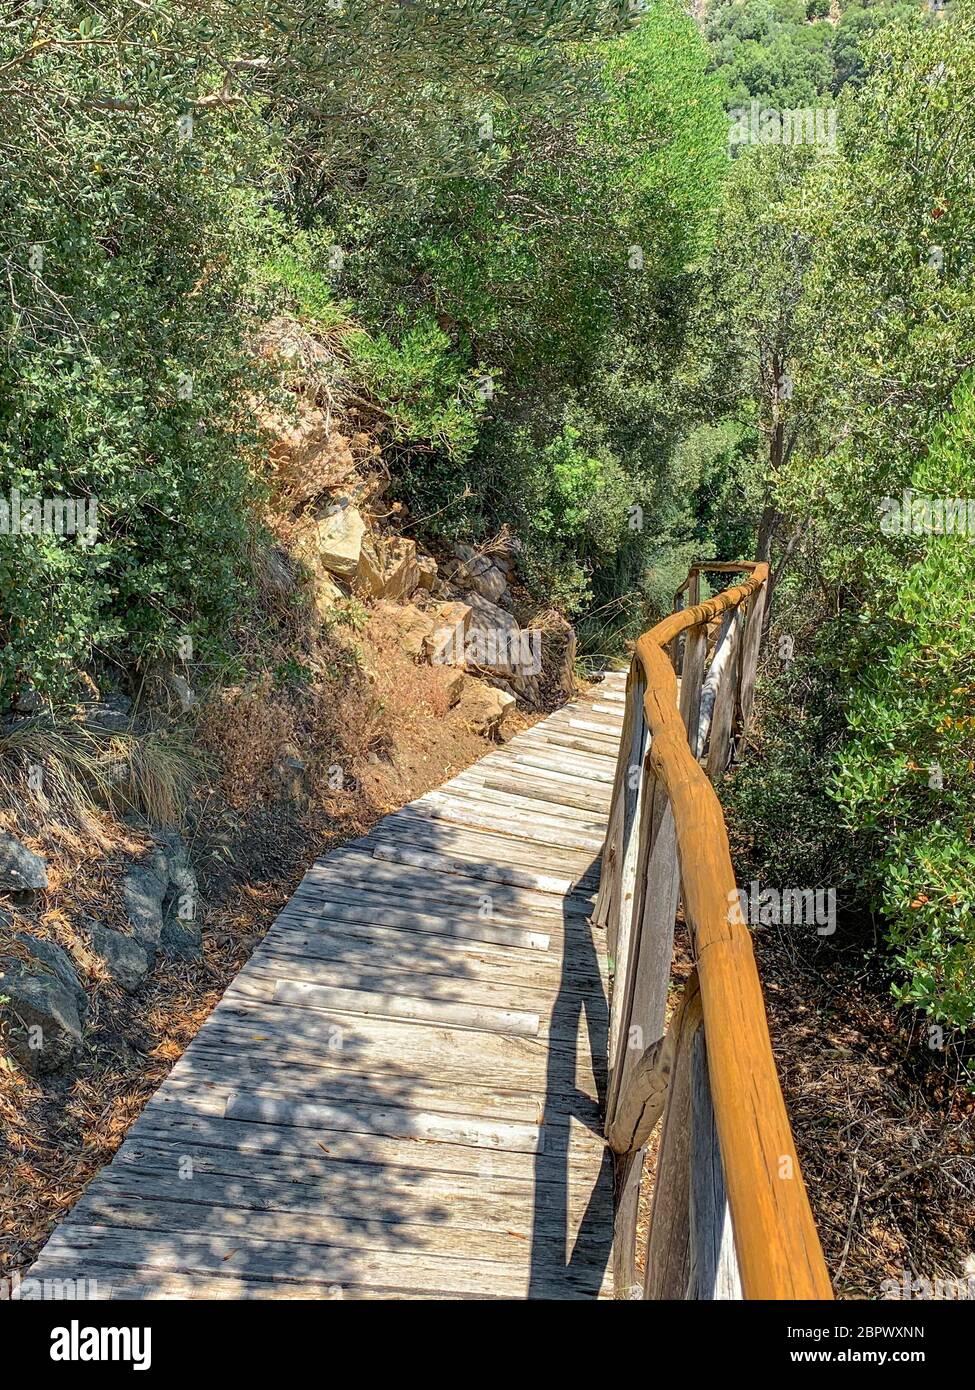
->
160 912 203 962
0 832 48 894
122 859 168 950
123 835 202 962
89 924 152 993
0 960 84 1074
19 935 88 1022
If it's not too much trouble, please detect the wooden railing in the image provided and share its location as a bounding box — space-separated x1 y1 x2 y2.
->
593 560 832 1300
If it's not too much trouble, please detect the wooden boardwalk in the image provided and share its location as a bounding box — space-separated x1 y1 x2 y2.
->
27 675 627 1299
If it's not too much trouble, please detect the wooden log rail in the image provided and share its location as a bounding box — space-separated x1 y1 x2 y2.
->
593 560 832 1300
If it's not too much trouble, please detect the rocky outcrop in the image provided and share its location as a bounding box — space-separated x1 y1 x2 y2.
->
373 602 437 660
423 601 473 665
356 536 421 601
450 543 509 605
258 400 358 511
415 555 438 591
122 853 168 951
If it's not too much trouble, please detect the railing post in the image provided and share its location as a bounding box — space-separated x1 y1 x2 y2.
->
605 670 649 1087
688 1027 743 1299
736 583 767 742
706 606 745 779
644 975 701 1298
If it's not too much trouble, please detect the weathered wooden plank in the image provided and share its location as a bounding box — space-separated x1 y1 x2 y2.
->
693 608 734 759
69 1189 613 1269
688 1027 743 1300
736 584 767 740
125 1111 610 1188
606 776 680 1130
35 1224 609 1301
269 979 541 1038
371 842 574 895
254 926 607 993
233 952 597 1015
644 980 702 1298
706 606 744 778
278 894 552 951
220 1093 543 1152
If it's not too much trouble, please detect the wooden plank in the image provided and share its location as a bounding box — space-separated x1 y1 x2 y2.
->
606 677 650 1087
35 1224 609 1301
694 608 733 758
279 894 552 951
69 1190 612 1269
14 1264 459 1302
293 857 584 918
606 776 680 1129
612 1148 646 1298
378 806 604 856
254 926 607 993
736 584 767 739
706 606 744 778
269 979 541 1038
644 982 701 1298
220 1094 542 1152
688 1027 743 1300
125 1112 609 1188
234 952 596 1015
371 842 573 895
678 623 707 741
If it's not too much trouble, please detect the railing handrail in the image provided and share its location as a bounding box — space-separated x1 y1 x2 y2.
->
604 560 832 1300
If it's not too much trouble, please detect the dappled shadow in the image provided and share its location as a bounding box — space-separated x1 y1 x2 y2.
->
25 709 620 1299
528 855 612 1299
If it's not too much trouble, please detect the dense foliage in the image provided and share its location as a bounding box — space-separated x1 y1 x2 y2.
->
712 0 975 1028
1 0 726 706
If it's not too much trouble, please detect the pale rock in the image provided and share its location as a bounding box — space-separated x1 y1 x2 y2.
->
422 601 473 666
355 536 420 600
310 573 345 618
460 679 518 741
415 555 438 591
375 602 436 660
355 536 385 597
314 503 365 579
381 538 420 601
432 666 466 709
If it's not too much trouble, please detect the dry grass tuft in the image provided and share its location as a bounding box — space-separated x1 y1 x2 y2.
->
0 719 197 839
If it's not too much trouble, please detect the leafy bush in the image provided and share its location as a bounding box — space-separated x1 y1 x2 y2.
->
0 8 270 705
831 377 975 1027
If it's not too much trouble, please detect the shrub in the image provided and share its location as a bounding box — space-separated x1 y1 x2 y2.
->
830 375 975 1028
